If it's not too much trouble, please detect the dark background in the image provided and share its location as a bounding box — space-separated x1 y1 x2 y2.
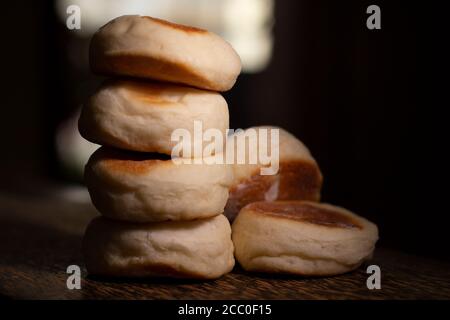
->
0 1 448 261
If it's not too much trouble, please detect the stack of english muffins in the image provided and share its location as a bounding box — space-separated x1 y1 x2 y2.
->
79 15 241 279
80 15 379 280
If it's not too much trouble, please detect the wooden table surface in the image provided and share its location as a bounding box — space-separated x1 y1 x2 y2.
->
1 189 449 300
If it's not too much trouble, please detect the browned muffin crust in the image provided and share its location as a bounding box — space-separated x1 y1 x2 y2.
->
246 201 362 229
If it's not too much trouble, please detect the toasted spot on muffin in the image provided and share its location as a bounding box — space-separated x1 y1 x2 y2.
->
144 16 208 34
246 201 362 229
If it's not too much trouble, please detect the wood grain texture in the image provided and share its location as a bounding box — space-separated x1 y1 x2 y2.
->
0 190 449 300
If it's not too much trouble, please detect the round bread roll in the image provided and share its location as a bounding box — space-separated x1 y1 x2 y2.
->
83 215 235 279
225 127 323 221
79 79 229 155
84 147 233 222
232 201 378 276
90 15 242 91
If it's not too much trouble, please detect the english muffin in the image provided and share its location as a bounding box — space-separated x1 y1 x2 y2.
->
232 201 378 276
79 79 229 155
90 15 242 91
85 147 233 222
225 127 323 221
84 215 235 279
